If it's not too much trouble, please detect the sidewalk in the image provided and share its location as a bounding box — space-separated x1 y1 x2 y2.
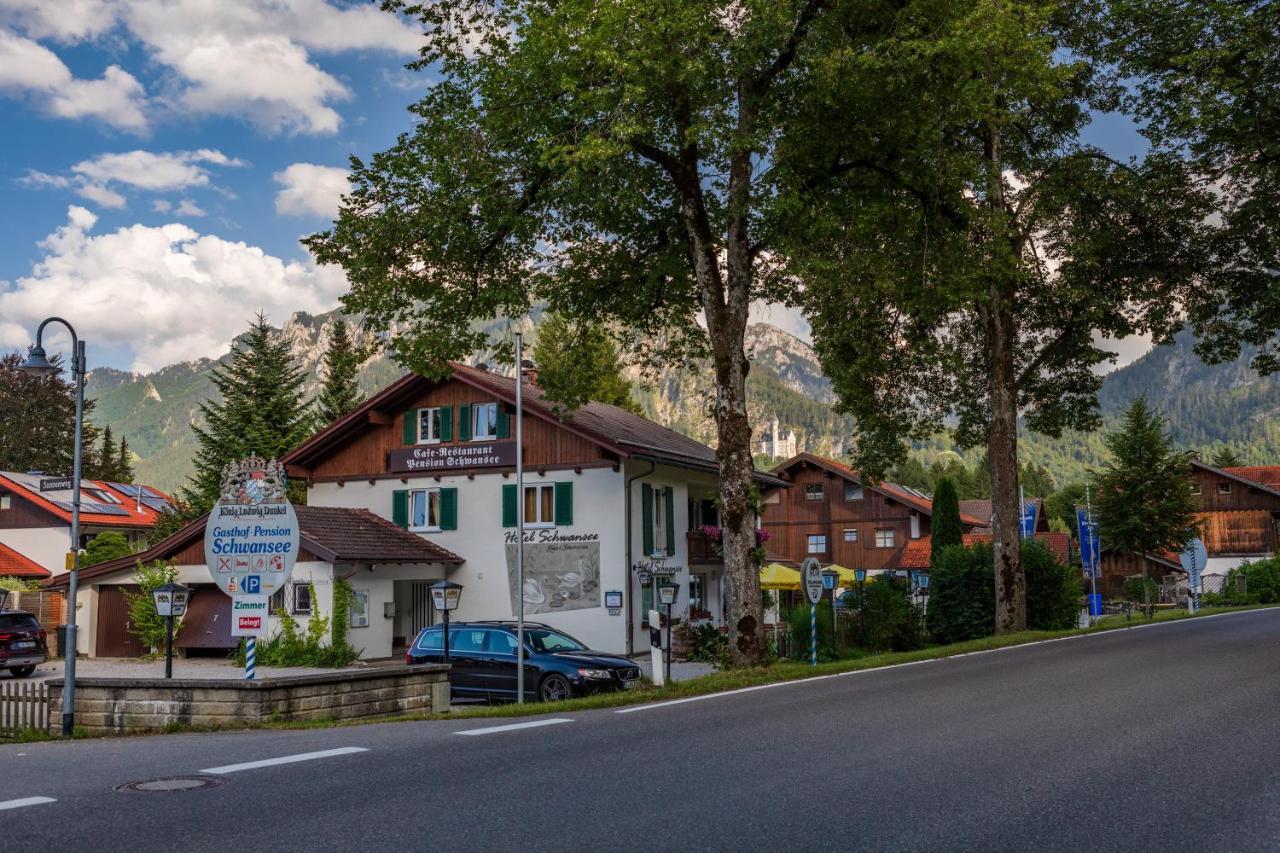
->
23 657 372 682
634 658 717 683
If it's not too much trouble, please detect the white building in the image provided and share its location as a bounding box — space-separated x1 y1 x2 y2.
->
755 418 796 460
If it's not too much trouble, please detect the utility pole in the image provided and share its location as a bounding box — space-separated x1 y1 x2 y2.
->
515 332 526 703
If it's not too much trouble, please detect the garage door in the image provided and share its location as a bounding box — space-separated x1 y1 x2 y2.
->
95 585 145 658
174 586 233 650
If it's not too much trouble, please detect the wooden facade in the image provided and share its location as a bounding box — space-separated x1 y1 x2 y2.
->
1188 463 1280 557
1096 551 1182 599
762 459 930 571
0 491 59 529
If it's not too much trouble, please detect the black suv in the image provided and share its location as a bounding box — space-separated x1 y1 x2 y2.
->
0 611 49 678
407 621 641 703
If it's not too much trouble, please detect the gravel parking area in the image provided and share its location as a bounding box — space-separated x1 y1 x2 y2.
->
16 657 387 682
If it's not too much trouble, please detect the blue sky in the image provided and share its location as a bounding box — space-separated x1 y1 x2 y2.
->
0 2 1150 373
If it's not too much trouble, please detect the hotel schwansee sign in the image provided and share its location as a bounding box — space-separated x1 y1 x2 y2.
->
387 440 516 473
203 456 300 598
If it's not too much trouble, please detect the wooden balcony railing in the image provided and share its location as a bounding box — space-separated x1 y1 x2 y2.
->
687 530 723 565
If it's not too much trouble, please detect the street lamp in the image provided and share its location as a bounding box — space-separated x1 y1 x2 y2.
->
430 580 463 667
19 317 85 737
152 582 190 679
822 569 839 652
658 582 678 684
854 568 868 643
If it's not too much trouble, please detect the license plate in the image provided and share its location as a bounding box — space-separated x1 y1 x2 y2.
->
13 641 35 649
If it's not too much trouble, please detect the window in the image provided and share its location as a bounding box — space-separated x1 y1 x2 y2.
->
524 483 556 528
652 487 669 554
689 575 706 614
349 590 369 628
805 483 825 501
875 528 895 548
414 627 443 651
417 407 445 443
1190 483 1202 495
524 628 587 653
471 402 500 439
410 489 442 531
291 583 312 615
843 528 858 543
844 481 864 501
0 493 9 510
1217 482 1231 495
490 631 520 655
807 534 827 554
451 629 489 653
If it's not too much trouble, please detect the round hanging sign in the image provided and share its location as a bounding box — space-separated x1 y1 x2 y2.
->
203 456 300 598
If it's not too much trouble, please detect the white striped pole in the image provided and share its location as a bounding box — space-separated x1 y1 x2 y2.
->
246 637 256 680
810 604 817 667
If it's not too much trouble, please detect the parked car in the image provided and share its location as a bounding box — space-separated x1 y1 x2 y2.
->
0 610 49 678
406 621 641 703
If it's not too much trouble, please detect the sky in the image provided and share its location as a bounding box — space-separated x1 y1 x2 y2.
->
0 1 1153 374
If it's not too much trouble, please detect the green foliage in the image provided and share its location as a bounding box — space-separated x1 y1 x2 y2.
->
85 424 135 482
677 621 729 666
330 576 352 650
1094 398 1200 559
238 583 361 668
0 577 40 594
532 312 640 414
0 352 102 476
928 544 997 645
1123 576 1160 605
1023 540 1082 631
782 598 839 663
123 561 179 654
852 576 925 653
82 531 135 567
1225 559 1280 606
1210 447 1243 469
181 313 314 514
1044 482 1087 537
930 477 962 558
316 318 368 426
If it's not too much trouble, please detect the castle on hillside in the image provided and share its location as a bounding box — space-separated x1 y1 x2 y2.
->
755 417 797 459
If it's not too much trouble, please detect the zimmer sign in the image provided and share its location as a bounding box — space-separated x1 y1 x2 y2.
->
387 441 516 473
203 457 299 598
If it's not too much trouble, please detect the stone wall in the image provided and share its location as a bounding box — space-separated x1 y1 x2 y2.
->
45 665 450 736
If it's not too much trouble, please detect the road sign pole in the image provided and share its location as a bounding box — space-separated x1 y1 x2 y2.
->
515 332 525 704
245 637 256 681
810 603 817 667
165 613 174 680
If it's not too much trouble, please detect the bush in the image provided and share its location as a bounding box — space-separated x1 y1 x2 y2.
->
676 621 729 665
929 540 1080 643
783 598 839 662
842 575 924 652
124 561 179 655
1233 557 1280 604
83 531 135 567
1123 575 1160 605
235 583 361 668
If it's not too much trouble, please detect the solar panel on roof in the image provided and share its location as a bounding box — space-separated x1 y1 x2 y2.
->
81 501 130 516
140 496 171 512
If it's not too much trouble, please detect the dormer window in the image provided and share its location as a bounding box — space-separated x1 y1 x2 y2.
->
804 483 824 501
1218 482 1231 495
0 493 9 510
418 407 446 443
844 481 864 501
472 402 500 440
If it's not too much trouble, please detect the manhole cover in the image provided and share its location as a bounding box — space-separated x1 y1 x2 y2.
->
115 775 224 794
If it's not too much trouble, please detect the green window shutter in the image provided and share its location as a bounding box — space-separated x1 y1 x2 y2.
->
438 406 453 442
502 483 518 528
665 487 676 555
496 407 511 439
554 481 573 526
392 490 409 528
458 404 472 441
402 410 417 445
641 483 653 556
440 488 458 531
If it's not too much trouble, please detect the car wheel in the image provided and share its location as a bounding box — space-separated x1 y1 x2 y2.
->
9 665 36 678
539 674 572 702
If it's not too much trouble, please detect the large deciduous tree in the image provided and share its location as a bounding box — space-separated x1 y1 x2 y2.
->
771 0 1214 632
308 0 847 664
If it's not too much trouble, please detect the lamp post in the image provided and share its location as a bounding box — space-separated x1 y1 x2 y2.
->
431 580 463 667
19 318 85 737
658 582 678 685
152 582 190 679
822 569 839 652
855 568 867 644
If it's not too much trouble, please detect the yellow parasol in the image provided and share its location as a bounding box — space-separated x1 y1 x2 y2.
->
759 563 802 590
824 564 861 587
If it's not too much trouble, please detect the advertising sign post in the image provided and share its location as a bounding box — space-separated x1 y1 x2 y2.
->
152 582 190 679
802 558 823 667
203 457 300 681
1180 538 1208 614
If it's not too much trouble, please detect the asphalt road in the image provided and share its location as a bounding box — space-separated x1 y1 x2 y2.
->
3 608 1279 852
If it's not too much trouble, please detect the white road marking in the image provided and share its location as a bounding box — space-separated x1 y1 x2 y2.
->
617 608 1276 714
0 797 56 811
455 718 575 736
200 746 368 775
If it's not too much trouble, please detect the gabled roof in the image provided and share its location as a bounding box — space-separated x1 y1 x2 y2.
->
45 505 462 589
958 497 1048 534
1191 460 1280 500
769 453 987 526
1224 466 1280 490
0 472 171 529
899 531 1072 569
283 363 788 488
0 543 51 578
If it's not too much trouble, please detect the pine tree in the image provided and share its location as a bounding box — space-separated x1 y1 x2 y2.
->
116 436 135 482
1210 446 1242 469
531 312 640 414
930 477 963 560
87 425 117 481
180 314 314 514
1094 398 1200 618
316 318 366 426
0 352 101 475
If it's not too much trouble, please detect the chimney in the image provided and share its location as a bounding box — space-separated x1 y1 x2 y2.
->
520 358 539 386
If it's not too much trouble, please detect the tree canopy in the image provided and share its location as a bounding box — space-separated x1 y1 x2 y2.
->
0 352 101 477
316 318 368 427
531 312 640 414
930 477 962 559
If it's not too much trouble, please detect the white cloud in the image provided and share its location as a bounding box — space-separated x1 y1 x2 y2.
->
0 30 147 131
0 0 117 43
174 199 206 217
273 163 349 218
76 183 127 209
0 206 348 372
152 199 172 213
19 149 243 211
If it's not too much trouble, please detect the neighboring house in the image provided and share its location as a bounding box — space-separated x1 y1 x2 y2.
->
898 531 1072 572
1092 548 1185 599
46 506 462 658
755 418 797 460
957 498 1050 535
1186 461 1280 583
0 472 170 577
760 453 986 573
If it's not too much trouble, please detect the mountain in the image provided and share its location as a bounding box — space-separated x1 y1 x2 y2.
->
86 312 1276 494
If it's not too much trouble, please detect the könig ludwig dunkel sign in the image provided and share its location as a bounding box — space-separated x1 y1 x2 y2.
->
203 456 300 599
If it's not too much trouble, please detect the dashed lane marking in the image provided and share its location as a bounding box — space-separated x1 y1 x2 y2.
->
200 747 369 775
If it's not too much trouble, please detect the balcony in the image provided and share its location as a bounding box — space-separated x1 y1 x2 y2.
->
687 530 723 565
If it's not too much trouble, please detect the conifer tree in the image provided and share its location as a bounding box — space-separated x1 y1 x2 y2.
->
181 314 313 513
0 352 100 475
316 318 367 426
531 312 640 414
116 436 135 482
1094 398 1200 618
1210 447 1242 469
930 477 963 560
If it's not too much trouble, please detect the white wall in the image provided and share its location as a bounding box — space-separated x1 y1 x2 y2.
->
2 527 69 574
309 466 631 654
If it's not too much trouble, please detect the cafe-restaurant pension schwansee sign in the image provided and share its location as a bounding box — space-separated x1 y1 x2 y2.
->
203 456 300 598
387 440 516 473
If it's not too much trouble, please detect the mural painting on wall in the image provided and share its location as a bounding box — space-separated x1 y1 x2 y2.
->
505 538 601 615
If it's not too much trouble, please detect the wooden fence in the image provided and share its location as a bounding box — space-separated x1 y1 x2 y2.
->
0 680 49 735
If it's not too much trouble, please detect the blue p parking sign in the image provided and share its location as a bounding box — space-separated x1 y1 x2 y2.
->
242 575 262 595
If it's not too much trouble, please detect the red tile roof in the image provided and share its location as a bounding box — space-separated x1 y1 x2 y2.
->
899 531 1072 569
0 473 171 529
770 453 988 527
1225 466 1280 490
0 543 51 578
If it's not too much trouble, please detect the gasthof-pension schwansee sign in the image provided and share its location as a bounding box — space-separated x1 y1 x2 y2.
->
203 456 300 598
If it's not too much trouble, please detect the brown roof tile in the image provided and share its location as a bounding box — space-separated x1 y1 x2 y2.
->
294 506 462 564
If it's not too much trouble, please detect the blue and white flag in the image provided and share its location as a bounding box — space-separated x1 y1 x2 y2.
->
1020 500 1038 539
1076 507 1100 578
